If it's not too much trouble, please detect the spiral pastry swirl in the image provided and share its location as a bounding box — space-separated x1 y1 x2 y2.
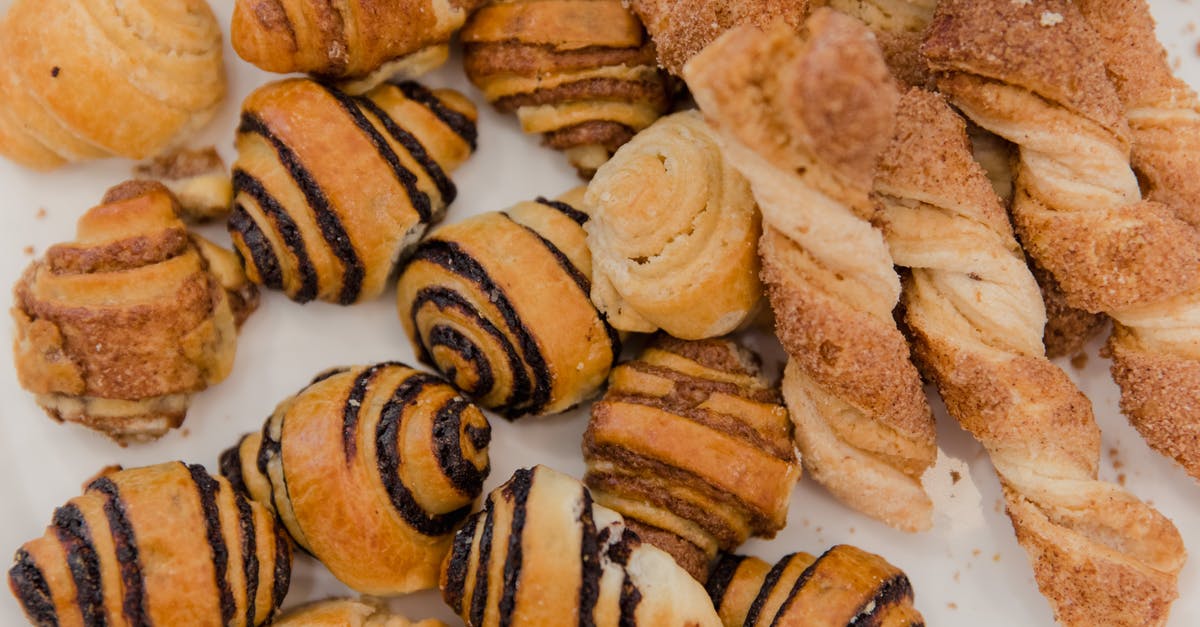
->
274 599 447 626
585 111 763 339
229 78 477 305
220 362 490 595
396 190 620 419
8 462 291 627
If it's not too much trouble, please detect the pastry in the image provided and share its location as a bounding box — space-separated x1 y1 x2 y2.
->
706 546 924 627
684 11 937 532
396 190 620 418
220 362 491 595
460 0 672 177
440 465 722 626
231 0 477 93
0 0 225 169
134 147 233 223
274 599 446 626
12 181 257 444
8 462 291 626
584 111 762 339
229 78 477 305
878 87 1184 627
924 0 1200 481
812 0 935 88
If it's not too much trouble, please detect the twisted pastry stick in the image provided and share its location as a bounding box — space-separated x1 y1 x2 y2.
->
440 465 721 626
230 78 476 305
706 546 923 627
879 88 1184 626
585 111 763 339
923 0 1200 480
811 0 935 88
583 335 799 580
684 11 936 531
274 599 446 626
9 462 291 626
221 362 491 595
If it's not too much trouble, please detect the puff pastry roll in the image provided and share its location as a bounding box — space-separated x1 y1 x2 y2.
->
583 335 798 580
274 599 446 626
706 546 924 627
8 462 291 627
0 0 225 170
461 0 672 177
12 182 257 444
585 111 762 339
220 362 491 595
396 190 620 418
440 465 722 627
229 78 477 305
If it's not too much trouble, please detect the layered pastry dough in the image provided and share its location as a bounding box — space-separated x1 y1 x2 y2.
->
813 0 935 88
134 147 233 223
0 0 225 169
9 462 291 626
440 465 722 626
461 0 672 177
12 182 257 444
220 362 491 595
396 190 620 419
585 112 762 339
583 335 799 580
229 78 477 305
684 12 937 532
274 599 446 626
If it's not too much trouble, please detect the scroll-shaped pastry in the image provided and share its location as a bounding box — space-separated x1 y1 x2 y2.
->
812 0 935 88
684 12 937 531
220 362 491 595
8 462 291 626
229 78 477 305
12 182 257 444
274 599 447 626
585 111 762 339
582 335 799 580
0 0 225 169
706 546 924 627
440 465 722 626
134 147 233 223
924 0 1200 481
460 0 672 177
396 190 620 418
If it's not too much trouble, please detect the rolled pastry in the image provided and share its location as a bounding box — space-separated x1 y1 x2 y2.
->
274 599 447 626
134 147 233 223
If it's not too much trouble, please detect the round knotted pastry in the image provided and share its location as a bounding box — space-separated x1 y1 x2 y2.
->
221 362 491 595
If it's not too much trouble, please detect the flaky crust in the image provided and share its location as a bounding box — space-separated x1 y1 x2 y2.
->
274 599 447 626
134 147 233 223
684 11 936 532
813 0 936 88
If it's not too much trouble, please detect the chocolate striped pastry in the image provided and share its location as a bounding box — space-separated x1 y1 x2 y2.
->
583 335 799 581
460 0 672 177
274 599 447 626
396 190 620 419
229 78 477 305
8 462 291 626
705 546 924 627
440 465 722 626
12 181 257 444
220 362 491 595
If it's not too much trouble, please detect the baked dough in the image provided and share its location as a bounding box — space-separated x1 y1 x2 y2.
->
274 599 447 626
134 147 233 223
813 0 935 87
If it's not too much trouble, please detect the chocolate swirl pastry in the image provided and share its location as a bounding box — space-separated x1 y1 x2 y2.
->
8 462 291 627
220 362 491 594
229 78 477 305
583 335 799 581
396 190 620 419
440 465 722 626
461 0 672 177
274 599 447 626
12 181 257 444
706 546 924 627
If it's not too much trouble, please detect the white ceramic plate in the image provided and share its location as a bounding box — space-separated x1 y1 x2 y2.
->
2 1 1198 625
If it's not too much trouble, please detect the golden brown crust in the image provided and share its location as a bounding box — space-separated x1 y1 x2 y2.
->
274 599 448 626
1034 260 1108 358
134 147 233 222
813 0 937 88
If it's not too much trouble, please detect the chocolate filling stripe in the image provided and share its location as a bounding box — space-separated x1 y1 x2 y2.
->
186 464 235 626
850 573 916 626
219 436 249 495
354 92 455 211
310 366 351 385
228 203 284 290
769 551 831 627
9 549 58 627
497 469 533 627
577 489 601 627
705 553 747 610
232 169 318 302
88 478 148 627
395 81 479 149
433 397 489 494
607 528 643 627
234 493 260 627
536 197 589 225
271 524 291 614
469 499 497 626
444 513 479 614
52 504 105 626
342 363 399 462
427 325 495 399
745 553 793 627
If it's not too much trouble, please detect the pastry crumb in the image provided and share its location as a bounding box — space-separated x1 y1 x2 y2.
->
1070 352 1088 369
23 245 34 256
1040 11 1064 26
993 553 1001 562
950 470 962 484
953 570 961 582
972 548 981 557
35 207 46 219
947 602 959 610
1118 473 1127 486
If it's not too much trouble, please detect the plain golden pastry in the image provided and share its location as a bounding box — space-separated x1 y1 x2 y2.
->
396 190 620 419
582 335 799 580
812 0 935 88
231 0 478 93
0 0 225 170
134 147 233 223
924 0 1200 483
878 87 1184 627
706 546 924 627
229 78 477 305
584 111 762 339
273 599 447 626
684 11 937 532
8 462 291 626
440 465 722 626
220 362 491 595
461 0 672 177
12 182 257 444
